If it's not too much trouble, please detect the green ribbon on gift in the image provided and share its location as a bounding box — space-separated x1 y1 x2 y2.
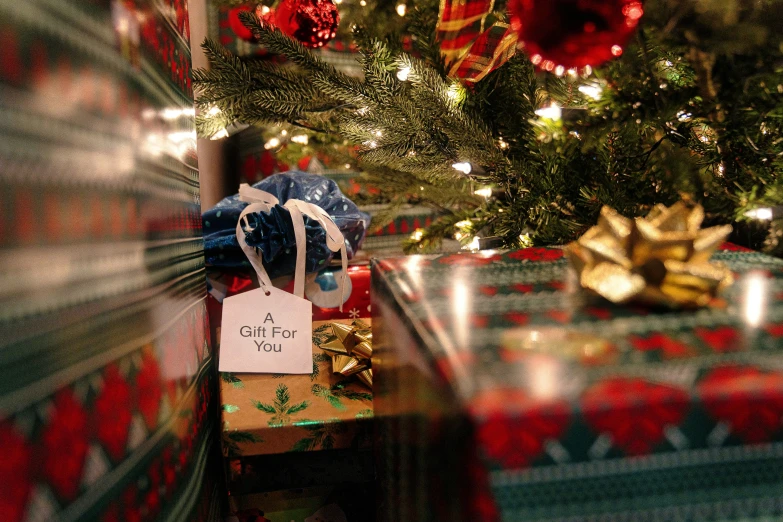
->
320 320 373 389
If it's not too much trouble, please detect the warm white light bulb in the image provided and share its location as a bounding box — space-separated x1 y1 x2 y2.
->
396 3 406 16
535 103 561 121
474 187 492 198
745 207 774 220
396 66 411 81
210 128 229 140
264 137 281 149
578 84 603 100
447 83 462 101
291 134 309 145
452 162 472 174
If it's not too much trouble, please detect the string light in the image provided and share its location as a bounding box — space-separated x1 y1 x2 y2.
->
396 3 406 16
374 130 383 137
554 65 565 77
280 129 288 136
745 207 774 220
466 236 480 251
578 83 603 100
474 187 492 198
161 107 196 120
452 162 472 174
396 65 410 81
447 83 463 102
259 4 271 14
264 137 281 149
535 102 561 121
359 0 366 6
210 128 229 140
410 229 424 241
519 233 533 247
498 138 509 149
677 111 692 122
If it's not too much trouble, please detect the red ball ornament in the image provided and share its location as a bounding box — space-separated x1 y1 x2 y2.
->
508 0 644 71
227 6 258 42
273 0 340 48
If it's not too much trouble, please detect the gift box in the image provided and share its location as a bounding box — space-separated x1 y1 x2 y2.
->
229 484 375 522
371 244 783 521
218 318 374 495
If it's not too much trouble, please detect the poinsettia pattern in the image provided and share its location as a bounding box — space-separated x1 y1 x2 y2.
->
698 365 783 444
581 378 690 455
468 388 571 468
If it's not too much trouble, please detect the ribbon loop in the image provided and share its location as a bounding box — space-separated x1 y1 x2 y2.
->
234 184 349 311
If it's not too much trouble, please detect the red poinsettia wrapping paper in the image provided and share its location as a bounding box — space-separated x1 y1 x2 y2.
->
372 244 783 522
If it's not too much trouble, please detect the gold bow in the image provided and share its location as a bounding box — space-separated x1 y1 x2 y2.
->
320 320 373 388
565 202 734 308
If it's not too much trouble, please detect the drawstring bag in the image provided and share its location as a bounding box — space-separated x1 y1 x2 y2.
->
202 171 371 281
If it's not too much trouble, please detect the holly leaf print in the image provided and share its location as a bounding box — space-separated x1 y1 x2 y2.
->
312 324 332 346
356 409 374 419
292 437 318 452
311 383 347 411
252 400 276 414
311 352 331 381
221 372 244 388
286 401 309 415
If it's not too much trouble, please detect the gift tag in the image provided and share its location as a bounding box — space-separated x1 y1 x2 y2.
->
219 286 313 374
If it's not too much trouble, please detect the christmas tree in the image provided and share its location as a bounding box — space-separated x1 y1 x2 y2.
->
196 0 783 255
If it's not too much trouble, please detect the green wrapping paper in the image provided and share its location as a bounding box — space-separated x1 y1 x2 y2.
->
372 244 783 522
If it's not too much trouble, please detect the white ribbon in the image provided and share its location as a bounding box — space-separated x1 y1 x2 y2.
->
235 183 348 311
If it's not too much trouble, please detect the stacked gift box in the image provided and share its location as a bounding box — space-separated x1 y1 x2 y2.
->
371 244 783 521
209 273 376 519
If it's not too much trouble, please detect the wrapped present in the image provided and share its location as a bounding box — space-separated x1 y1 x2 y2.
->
220 319 374 493
371 244 783 521
202 172 370 276
229 484 375 522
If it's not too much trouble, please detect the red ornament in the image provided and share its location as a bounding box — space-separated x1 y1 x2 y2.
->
273 0 339 48
227 6 258 42
508 0 644 71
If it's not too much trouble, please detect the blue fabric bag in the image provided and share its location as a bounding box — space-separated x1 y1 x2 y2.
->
202 171 370 279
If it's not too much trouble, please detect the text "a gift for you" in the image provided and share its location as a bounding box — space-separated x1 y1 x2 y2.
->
240 313 298 352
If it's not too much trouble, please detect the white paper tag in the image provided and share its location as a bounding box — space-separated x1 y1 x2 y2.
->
219 286 313 374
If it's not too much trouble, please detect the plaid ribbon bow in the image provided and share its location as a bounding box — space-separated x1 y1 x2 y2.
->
437 0 518 82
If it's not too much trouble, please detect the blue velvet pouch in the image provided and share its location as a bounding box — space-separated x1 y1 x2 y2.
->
202 171 370 279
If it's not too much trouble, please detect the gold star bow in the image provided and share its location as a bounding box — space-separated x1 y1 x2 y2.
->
320 320 373 388
565 202 734 308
